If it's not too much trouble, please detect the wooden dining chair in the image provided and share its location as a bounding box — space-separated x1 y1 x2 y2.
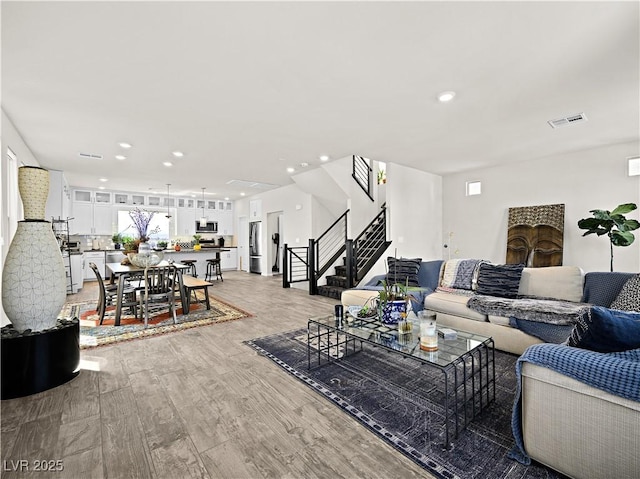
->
138 265 178 328
89 262 138 324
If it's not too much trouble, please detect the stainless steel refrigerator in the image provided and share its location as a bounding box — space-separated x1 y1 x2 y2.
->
249 221 262 274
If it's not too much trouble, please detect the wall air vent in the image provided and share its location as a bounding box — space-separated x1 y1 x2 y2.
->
78 152 103 160
547 113 588 129
226 179 279 190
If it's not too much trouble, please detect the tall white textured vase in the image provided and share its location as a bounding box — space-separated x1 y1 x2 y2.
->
2 166 67 333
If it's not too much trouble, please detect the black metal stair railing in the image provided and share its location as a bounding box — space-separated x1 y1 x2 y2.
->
345 204 389 288
352 155 374 201
282 244 310 288
308 210 349 295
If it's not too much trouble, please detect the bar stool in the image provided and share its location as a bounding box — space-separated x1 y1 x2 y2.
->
180 259 197 277
205 258 223 282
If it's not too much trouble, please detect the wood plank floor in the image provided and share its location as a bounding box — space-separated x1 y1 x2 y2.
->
1 271 435 479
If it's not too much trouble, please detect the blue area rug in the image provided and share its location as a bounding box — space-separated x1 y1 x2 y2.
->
246 329 564 479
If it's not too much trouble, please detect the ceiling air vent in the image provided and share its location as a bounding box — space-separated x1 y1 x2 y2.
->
78 152 103 160
226 179 279 190
547 113 588 129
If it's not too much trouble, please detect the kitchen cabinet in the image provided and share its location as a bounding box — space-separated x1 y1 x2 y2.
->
176 207 196 237
113 193 129 205
249 199 261 219
220 249 237 270
45 170 70 220
84 251 106 280
71 201 114 235
217 210 234 235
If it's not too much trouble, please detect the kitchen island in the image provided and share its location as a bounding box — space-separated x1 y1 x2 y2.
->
163 247 237 275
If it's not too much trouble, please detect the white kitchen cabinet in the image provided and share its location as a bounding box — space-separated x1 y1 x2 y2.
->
84 251 106 280
217 210 234 235
176 207 196 237
45 170 70 220
220 249 237 270
249 199 261 219
71 201 114 235
93 203 114 235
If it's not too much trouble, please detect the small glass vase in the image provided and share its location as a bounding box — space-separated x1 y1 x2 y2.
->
419 310 438 351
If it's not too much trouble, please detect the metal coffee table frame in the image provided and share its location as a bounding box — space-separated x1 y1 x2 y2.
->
307 315 495 448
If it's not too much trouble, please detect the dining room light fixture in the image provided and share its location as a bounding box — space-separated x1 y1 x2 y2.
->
165 183 172 219
199 187 207 227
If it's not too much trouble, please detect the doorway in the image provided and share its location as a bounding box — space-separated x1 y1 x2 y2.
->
267 211 283 276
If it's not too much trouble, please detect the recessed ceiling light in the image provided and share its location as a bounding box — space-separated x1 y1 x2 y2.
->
300 162 309 167
437 91 456 102
118 142 132 149
286 167 295 173
99 178 108 182
172 151 184 158
163 161 173 167
224 197 229 201
319 155 330 162
240 192 246 196
98 186 105 190
115 154 126 160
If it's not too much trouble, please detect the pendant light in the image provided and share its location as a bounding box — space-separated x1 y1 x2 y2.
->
199 187 207 227
165 183 172 219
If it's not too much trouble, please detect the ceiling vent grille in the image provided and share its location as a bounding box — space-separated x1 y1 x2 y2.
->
548 113 588 129
226 179 279 190
78 152 103 160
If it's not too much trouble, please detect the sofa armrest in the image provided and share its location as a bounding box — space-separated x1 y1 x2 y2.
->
520 363 640 479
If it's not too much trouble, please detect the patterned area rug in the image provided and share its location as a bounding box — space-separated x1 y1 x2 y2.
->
246 329 564 479
59 295 251 349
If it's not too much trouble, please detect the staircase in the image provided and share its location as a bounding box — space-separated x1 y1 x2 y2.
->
317 205 390 300
318 258 348 299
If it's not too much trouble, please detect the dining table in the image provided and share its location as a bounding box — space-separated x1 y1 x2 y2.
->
106 261 191 326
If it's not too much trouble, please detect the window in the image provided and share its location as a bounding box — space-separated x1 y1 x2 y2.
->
466 181 482 196
628 157 640 177
117 210 170 242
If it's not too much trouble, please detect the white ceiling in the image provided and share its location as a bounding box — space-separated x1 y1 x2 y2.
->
2 1 639 199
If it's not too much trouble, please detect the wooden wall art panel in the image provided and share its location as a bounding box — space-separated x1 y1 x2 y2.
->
506 204 565 267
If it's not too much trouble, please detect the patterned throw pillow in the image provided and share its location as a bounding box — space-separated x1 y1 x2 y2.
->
567 306 640 353
386 257 422 287
440 259 484 290
475 263 525 299
610 274 640 312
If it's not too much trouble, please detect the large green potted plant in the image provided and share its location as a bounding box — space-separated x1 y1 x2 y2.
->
577 203 639 271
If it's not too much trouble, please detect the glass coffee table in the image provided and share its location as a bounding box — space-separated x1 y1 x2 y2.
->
307 314 495 448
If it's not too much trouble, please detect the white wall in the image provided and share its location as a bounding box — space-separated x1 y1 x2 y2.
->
360 162 444 282
236 183 313 278
442 141 640 273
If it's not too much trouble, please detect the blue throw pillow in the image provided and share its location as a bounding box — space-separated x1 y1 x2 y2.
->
567 306 640 353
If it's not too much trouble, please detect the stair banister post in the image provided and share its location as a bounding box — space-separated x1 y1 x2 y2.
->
345 239 355 289
282 243 290 288
308 238 317 295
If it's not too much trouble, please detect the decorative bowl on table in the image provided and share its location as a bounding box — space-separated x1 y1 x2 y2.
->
127 251 164 268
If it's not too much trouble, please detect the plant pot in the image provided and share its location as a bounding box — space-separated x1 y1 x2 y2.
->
379 300 407 325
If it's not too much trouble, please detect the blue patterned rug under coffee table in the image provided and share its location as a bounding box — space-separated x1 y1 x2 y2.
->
246 328 565 479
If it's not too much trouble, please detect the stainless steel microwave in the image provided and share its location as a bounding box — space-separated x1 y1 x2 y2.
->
195 221 218 233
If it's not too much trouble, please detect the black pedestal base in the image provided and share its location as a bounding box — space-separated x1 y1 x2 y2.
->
1 319 80 400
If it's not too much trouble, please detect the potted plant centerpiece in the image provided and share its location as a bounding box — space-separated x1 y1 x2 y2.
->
193 234 202 251
377 279 411 325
